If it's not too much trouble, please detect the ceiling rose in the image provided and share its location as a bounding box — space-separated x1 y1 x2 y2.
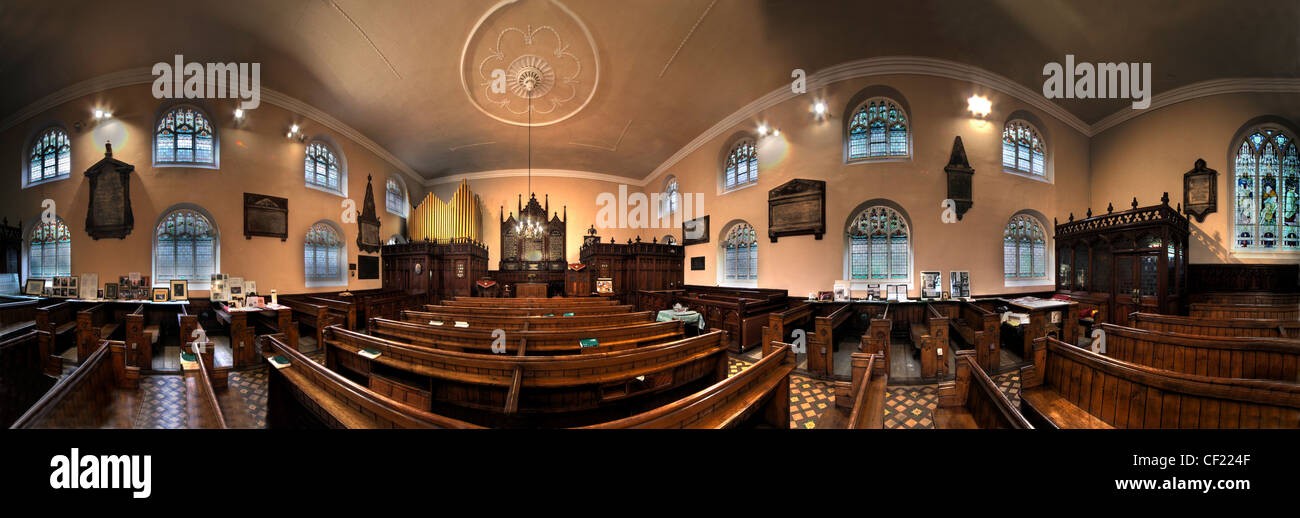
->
460 0 600 127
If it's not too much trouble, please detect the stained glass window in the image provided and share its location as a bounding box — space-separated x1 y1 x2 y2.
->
723 222 757 281
386 177 406 217
28 217 71 278
662 176 680 215
1234 127 1300 251
848 98 909 160
1004 214 1047 279
305 141 342 192
28 128 71 184
154 208 217 283
305 222 344 280
1002 120 1046 177
155 107 215 166
724 141 758 190
847 206 910 280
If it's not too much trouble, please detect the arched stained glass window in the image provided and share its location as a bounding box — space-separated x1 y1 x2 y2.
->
386 177 407 217
724 141 758 190
1002 120 1046 177
28 217 71 278
847 98 909 160
305 141 342 192
1234 127 1299 251
154 208 218 283
723 222 757 281
305 222 344 281
155 107 216 166
662 176 680 215
28 128 71 184
1004 214 1048 279
847 206 910 280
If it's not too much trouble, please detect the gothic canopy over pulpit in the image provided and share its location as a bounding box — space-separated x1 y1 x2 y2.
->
500 193 566 272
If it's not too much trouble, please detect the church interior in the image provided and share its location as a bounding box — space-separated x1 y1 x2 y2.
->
1 0 1299 434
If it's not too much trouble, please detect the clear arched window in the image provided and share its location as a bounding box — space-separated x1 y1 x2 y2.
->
723 222 757 281
662 176 680 215
28 127 71 185
305 141 343 193
305 222 344 281
663 234 677 246
28 217 71 278
847 206 910 280
154 208 218 284
1002 120 1046 177
155 107 216 166
724 141 758 190
1004 214 1048 279
847 98 909 160
1234 127 1300 251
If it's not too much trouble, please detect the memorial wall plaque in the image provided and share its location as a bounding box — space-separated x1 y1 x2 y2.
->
243 193 288 240
682 215 710 246
1182 158 1218 223
767 179 825 242
84 142 135 240
357 174 382 253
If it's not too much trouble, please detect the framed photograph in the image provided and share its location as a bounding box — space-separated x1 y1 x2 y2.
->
24 279 44 295
920 271 941 299
690 256 705 271
170 279 188 301
152 288 170 302
949 271 971 298
104 282 119 300
243 280 257 296
833 281 850 302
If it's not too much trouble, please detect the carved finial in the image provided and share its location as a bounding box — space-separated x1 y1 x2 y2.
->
610 237 615 243
1131 197 1139 209
635 235 642 243
104 141 113 157
1194 158 1207 169
1177 202 1182 212
1107 202 1113 213
652 236 658 243
1054 217 1058 226
627 238 633 244
1086 208 1093 218
1161 192 1170 205
1068 213 1074 222
587 224 597 235
367 173 372 182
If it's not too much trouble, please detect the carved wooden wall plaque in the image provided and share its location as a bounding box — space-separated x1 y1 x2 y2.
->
243 193 288 240
357 174 382 253
84 142 134 240
767 179 825 242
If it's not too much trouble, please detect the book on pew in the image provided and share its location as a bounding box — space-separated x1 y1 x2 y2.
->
268 355 291 369
579 338 599 348
358 348 382 359
563 312 575 316
428 321 444 326
543 314 555 317
179 352 198 371
454 321 469 328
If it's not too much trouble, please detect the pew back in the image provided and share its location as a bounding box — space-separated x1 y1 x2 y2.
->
1130 312 1300 338
400 310 655 331
369 317 684 355
1099 323 1300 382
1190 303 1299 320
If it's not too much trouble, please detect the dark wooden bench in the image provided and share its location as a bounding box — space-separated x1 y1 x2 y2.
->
807 303 857 378
935 350 1032 429
1098 323 1300 382
1190 292 1300 306
0 330 58 428
859 304 892 369
1129 312 1300 338
76 303 122 363
760 302 814 358
423 304 635 316
1190 302 1299 320
370 317 684 355
1019 336 1300 428
184 342 227 429
123 304 161 369
35 301 81 374
908 303 950 379
444 297 618 307
951 301 1001 373
816 351 887 429
10 340 139 429
282 298 338 347
400 309 655 331
0 299 45 340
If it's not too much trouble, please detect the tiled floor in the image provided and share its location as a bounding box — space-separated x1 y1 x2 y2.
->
132 375 188 429
727 356 834 429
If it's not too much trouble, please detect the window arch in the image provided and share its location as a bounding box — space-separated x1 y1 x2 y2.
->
847 97 909 160
28 217 71 278
721 222 757 282
723 140 758 190
1002 120 1046 177
27 127 71 185
1233 125 1299 251
153 206 218 287
663 234 677 246
305 140 345 194
846 205 910 281
154 106 217 166
386 176 408 217
305 221 345 282
661 175 680 215
1004 213 1048 279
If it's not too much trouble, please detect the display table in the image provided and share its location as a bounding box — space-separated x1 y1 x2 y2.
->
516 283 547 298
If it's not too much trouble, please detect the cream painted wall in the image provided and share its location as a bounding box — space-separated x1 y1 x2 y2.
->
1 84 413 296
1089 93 1300 265
667 74 1092 298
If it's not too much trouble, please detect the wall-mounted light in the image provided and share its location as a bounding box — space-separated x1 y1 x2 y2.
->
966 95 992 118
234 108 245 119
757 123 769 136
287 123 304 141
813 100 827 116
93 108 111 120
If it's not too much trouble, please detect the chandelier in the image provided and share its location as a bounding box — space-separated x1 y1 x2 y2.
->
515 73 546 240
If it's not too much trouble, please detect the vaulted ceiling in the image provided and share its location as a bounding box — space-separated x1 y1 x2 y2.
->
1 0 1295 181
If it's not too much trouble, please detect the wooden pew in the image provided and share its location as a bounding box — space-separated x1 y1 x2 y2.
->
321 326 730 427
951 301 1001 373
282 298 336 348
0 330 58 428
452 295 613 302
816 352 887 429
1019 336 1300 429
760 302 814 358
123 304 164 370
370 318 684 355
0 298 44 340
184 343 227 429
261 334 483 429
75 303 122 363
400 310 655 331
423 304 635 316
10 340 139 429
444 297 617 307
908 303 950 379
212 303 298 367
860 304 892 369
1190 303 1299 320
1130 312 1300 338
1097 323 1300 382
674 287 786 353
807 304 856 378
1190 292 1300 306
302 296 358 330
935 350 1032 429
35 301 81 374
583 343 796 429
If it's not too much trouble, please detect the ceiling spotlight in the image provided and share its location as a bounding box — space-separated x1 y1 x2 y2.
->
967 95 992 118
757 123 768 136
290 124 299 133
234 108 245 119
93 109 104 120
286 131 292 138
813 101 827 115
772 129 780 137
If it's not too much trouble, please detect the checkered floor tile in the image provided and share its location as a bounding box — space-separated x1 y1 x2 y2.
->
228 368 269 428
132 375 188 429
728 356 834 429
992 371 1021 407
882 386 938 429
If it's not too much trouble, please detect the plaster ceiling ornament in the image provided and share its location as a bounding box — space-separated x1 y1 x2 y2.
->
461 0 600 127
